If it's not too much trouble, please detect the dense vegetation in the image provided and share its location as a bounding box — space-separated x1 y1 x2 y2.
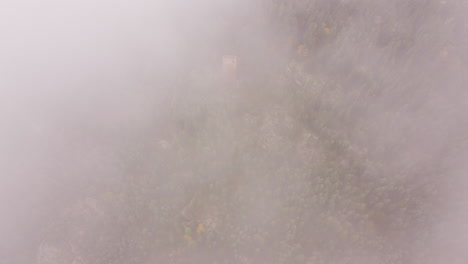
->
21 0 468 264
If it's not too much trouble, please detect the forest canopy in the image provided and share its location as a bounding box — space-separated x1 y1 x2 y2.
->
1 0 467 264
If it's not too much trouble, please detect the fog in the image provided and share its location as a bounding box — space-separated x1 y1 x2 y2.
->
1 0 467 263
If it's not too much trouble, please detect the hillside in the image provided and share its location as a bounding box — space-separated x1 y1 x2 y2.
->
1 1 467 264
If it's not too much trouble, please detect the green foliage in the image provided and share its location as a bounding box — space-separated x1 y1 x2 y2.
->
38 1 466 264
